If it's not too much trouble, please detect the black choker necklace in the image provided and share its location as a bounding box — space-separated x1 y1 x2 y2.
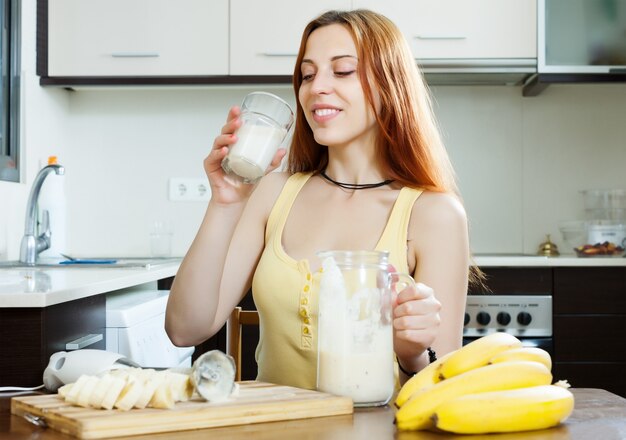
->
320 171 394 190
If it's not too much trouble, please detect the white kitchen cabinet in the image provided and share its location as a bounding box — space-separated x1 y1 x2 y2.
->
352 0 536 61
229 0 351 76
47 0 228 77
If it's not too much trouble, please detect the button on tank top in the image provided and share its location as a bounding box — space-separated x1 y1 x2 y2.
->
252 173 423 389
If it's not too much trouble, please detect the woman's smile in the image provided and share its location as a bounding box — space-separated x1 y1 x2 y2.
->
311 106 342 123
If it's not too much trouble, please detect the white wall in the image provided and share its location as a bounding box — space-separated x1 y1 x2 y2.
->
62 86 296 257
435 84 626 254
55 83 626 257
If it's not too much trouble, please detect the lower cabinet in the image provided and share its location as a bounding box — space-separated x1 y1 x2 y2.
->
478 266 625 397
552 267 626 397
0 294 106 387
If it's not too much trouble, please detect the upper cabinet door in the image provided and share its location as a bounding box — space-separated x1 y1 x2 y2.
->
352 0 537 60
47 0 229 77
229 0 351 76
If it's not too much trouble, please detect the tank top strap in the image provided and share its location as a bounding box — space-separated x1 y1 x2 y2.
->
265 173 313 243
376 187 423 274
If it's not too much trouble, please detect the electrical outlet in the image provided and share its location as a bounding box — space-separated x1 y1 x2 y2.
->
169 177 211 202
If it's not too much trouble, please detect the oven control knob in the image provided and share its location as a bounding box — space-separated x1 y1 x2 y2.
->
476 311 491 326
464 313 470 326
517 312 532 326
497 312 511 326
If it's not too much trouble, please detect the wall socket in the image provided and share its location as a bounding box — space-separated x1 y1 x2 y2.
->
169 177 211 202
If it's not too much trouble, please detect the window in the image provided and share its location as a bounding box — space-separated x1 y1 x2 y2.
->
0 0 20 183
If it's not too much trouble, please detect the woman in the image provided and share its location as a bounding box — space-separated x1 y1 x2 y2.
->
165 9 470 388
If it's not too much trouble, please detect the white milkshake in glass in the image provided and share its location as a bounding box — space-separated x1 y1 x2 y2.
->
221 92 294 184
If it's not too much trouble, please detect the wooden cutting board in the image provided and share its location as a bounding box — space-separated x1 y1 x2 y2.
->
11 381 353 439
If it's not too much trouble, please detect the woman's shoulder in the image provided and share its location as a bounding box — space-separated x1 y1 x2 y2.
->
251 171 307 207
410 190 468 230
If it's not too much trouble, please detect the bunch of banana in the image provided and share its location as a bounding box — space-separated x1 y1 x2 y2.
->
395 333 575 434
58 368 194 411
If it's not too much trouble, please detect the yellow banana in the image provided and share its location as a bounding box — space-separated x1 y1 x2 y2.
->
395 351 454 407
438 332 522 380
489 346 552 371
432 384 574 434
395 361 552 431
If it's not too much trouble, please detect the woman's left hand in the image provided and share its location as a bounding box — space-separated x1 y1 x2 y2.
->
392 282 442 361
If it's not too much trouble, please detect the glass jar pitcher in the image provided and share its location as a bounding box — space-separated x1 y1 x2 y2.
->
316 250 415 407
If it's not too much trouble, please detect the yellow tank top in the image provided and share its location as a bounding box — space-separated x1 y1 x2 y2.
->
252 172 423 389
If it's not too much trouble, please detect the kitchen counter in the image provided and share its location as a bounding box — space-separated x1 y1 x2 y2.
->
1 255 624 308
0 260 180 308
1 388 624 439
474 254 626 267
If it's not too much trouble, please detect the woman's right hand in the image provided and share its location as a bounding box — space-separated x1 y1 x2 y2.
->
204 106 286 205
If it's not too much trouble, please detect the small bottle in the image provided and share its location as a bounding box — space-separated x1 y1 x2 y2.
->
38 155 66 258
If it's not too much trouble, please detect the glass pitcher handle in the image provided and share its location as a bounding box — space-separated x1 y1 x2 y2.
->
382 272 417 323
387 272 417 295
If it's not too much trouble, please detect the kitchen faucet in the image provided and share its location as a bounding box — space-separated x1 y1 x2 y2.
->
19 163 65 265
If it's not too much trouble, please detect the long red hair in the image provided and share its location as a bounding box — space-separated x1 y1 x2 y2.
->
288 9 457 194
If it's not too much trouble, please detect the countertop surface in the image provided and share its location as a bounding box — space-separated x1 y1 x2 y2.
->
1 254 625 308
0 259 180 308
474 254 626 267
2 388 625 440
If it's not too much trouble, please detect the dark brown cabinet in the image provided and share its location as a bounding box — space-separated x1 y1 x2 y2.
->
552 267 626 397
0 294 106 387
478 266 626 397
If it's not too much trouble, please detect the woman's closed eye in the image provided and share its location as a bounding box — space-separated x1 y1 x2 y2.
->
301 70 356 82
335 70 355 77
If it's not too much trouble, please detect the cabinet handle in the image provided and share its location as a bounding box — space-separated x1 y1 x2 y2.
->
65 333 103 350
415 58 536 68
414 35 467 40
111 52 160 58
260 52 298 57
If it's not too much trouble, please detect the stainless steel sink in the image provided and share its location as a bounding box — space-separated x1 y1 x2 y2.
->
0 257 181 269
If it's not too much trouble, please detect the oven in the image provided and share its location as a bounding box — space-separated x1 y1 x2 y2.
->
463 295 553 355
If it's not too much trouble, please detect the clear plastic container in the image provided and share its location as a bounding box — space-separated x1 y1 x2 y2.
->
559 221 586 254
581 189 626 210
587 223 626 248
584 208 626 223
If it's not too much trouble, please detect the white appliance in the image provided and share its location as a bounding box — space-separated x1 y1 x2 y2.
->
106 289 194 368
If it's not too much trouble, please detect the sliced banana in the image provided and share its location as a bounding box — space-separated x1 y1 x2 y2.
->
100 376 126 410
134 374 164 409
76 376 99 408
58 383 72 399
115 376 146 411
65 375 89 404
88 374 113 408
58 350 236 410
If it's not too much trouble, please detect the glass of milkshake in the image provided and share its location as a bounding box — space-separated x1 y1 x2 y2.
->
221 92 294 184
316 250 415 407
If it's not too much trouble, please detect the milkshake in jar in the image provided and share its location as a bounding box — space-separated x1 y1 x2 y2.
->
221 92 294 184
316 250 415 407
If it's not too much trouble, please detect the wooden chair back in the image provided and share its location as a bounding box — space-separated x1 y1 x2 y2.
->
226 306 259 381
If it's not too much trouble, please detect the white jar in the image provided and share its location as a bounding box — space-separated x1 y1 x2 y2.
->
587 223 626 248
316 250 415 407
